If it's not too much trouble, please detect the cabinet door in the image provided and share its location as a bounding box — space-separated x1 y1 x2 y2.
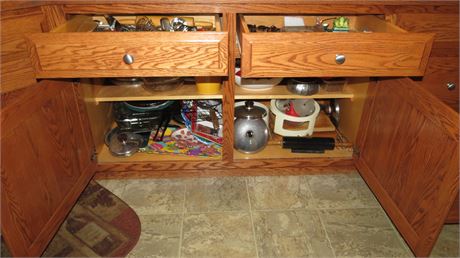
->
355 78 459 257
1 80 96 256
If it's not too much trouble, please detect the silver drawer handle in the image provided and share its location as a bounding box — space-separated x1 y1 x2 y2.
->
335 54 346 65
447 82 456 91
123 54 134 64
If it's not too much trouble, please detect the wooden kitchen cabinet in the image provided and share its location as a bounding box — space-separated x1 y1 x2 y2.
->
355 78 459 257
1 1 458 257
1 80 96 256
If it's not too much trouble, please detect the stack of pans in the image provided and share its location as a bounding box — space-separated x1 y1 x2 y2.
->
107 100 180 156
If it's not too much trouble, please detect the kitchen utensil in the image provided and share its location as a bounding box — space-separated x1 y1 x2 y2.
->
111 77 143 87
135 16 156 31
124 100 174 112
235 101 269 126
160 17 173 31
286 78 321 95
292 99 316 117
234 101 269 153
142 77 184 92
270 99 320 137
331 100 340 127
282 137 335 150
105 127 120 146
113 102 164 131
108 131 143 156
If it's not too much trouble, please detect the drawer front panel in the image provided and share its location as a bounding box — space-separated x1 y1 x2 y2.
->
420 57 459 111
28 32 228 77
241 33 433 77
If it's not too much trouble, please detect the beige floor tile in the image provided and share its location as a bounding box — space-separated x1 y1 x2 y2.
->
253 210 334 257
96 179 126 198
128 214 182 258
431 224 460 257
185 177 249 212
320 208 411 257
120 179 185 215
247 176 313 210
181 212 257 257
307 174 379 209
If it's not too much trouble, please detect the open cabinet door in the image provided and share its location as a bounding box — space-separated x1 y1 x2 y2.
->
355 78 459 257
1 80 96 256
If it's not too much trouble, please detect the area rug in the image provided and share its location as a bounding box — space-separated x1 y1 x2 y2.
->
41 180 141 257
0 180 141 257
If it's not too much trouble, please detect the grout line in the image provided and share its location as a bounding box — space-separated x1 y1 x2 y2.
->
315 209 337 258
304 176 337 258
247 206 381 213
178 182 187 258
245 177 260 258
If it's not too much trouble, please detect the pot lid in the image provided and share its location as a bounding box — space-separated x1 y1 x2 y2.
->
235 101 267 119
109 131 143 156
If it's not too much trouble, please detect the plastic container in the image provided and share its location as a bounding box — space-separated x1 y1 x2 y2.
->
321 78 346 92
195 77 221 94
270 99 320 137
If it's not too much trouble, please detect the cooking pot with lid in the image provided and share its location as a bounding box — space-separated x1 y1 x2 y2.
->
234 101 269 153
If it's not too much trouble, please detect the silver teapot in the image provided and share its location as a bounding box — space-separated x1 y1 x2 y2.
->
234 101 269 153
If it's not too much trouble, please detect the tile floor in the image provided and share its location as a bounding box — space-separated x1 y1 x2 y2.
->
97 172 459 258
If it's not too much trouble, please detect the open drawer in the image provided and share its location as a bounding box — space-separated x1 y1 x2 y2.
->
27 15 228 78
238 15 434 77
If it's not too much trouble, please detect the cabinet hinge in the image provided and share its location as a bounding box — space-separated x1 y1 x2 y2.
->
353 147 361 157
91 149 97 162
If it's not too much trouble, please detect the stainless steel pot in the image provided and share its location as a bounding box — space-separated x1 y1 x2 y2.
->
234 101 269 153
286 78 321 96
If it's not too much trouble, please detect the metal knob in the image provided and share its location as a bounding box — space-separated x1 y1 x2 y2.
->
447 82 456 91
335 54 346 64
123 54 134 64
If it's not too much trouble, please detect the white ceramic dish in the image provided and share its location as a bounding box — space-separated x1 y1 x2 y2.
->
235 68 282 91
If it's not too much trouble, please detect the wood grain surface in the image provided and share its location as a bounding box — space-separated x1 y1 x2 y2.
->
0 7 44 93
28 30 228 78
445 195 459 223
240 15 434 77
395 13 459 43
1 80 96 256
418 57 459 111
221 12 237 161
94 158 355 178
355 78 459 256
40 5 67 32
63 3 384 15
393 11 459 112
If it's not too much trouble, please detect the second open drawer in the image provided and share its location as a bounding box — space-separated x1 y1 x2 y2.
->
238 15 434 78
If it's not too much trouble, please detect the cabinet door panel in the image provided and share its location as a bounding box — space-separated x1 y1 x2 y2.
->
355 78 459 257
1 80 96 256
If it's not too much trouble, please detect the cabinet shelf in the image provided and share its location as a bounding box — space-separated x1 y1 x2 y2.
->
235 128 352 160
91 82 223 103
234 141 353 160
234 84 354 100
97 144 222 163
